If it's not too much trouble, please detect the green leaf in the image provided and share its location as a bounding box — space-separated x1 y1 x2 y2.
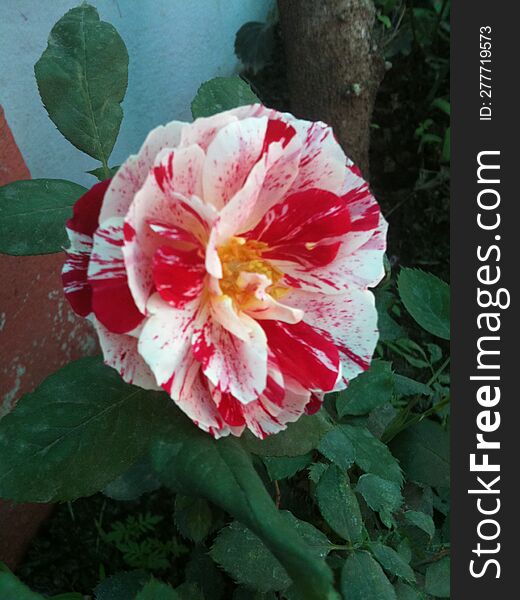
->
235 22 276 73
0 179 86 255
318 426 356 469
191 77 259 119
0 563 44 600
403 511 435 539
342 425 403 485
185 547 225 600
397 269 450 340
152 429 334 600
356 474 403 515
0 357 177 502
34 4 128 164
432 98 451 116
393 375 432 397
243 413 331 457
369 543 415 583
211 514 330 593
375 291 405 342
175 495 213 543
394 582 421 600
233 588 276 600
263 453 313 480
337 361 394 417
425 557 450 598
341 551 396 600
136 578 180 600
88 165 120 181
390 420 449 488
315 465 363 543
94 570 150 600
103 453 161 501
211 521 291 592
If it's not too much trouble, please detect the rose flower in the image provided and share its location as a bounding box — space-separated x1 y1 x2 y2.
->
62 105 387 438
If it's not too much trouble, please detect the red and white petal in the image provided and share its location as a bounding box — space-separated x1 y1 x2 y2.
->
62 231 94 317
100 120 185 222
123 169 217 314
167 362 240 438
66 178 111 238
283 287 379 387
289 120 347 194
137 293 203 393
237 272 303 324
152 144 205 199
92 318 159 389
243 372 311 439
279 212 387 293
191 314 267 404
87 216 144 334
152 245 206 307
261 320 340 392
202 117 268 210
209 291 264 341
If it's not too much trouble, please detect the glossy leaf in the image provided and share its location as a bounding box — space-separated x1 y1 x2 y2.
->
152 430 334 600
341 552 396 600
315 465 363 543
191 77 259 119
0 179 86 255
35 4 128 164
398 269 450 339
337 361 395 416
0 357 176 502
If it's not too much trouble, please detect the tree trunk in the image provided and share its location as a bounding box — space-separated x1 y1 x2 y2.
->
278 0 385 177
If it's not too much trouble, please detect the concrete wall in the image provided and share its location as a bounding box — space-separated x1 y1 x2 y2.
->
0 0 271 187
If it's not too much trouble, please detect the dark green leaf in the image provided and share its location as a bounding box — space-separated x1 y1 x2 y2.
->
375 290 405 342
425 557 450 598
185 547 225 600
318 426 356 469
175 495 213 544
393 375 432 397
394 582 421 600
94 570 150 600
211 521 291 592
356 474 403 514
103 453 161 501
35 4 128 163
390 420 449 488
152 428 334 600
0 179 86 255
337 361 394 416
403 511 435 539
397 269 450 339
369 543 415 583
235 22 276 73
341 551 396 600
0 357 176 502
0 563 43 599
316 465 362 543
211 513 331 593
243 413 331 457
233 588 276 600
191 77 259 119
88 165 120 180
342 425 403 485
136 578 179 600
263 453 313 480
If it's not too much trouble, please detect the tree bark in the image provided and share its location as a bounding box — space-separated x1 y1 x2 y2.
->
278 0 385 177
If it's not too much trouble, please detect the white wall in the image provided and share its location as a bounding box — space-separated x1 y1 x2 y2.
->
0 0 271 186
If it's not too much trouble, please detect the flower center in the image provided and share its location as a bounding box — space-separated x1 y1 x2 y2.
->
217 237 288 304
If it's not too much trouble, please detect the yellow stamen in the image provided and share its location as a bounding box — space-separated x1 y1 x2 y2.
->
217 237 288 306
